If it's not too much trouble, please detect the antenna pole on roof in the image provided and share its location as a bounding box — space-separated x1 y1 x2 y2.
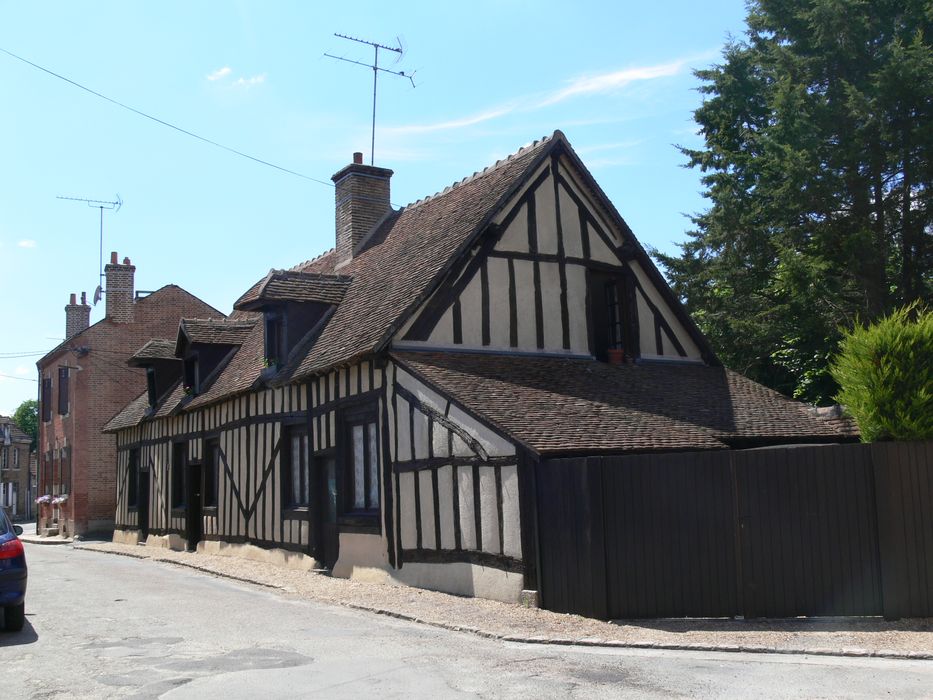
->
325 33 416 166
57 194 122 304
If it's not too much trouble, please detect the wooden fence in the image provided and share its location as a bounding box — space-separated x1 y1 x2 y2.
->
536 442 933 619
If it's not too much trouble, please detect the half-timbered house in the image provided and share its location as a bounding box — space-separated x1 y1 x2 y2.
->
105 132 854 603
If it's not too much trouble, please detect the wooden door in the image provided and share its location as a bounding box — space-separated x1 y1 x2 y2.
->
313 454 339 569
185 462 202 551
138 470 150 540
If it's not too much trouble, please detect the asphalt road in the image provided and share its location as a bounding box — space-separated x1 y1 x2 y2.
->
2 544 932 699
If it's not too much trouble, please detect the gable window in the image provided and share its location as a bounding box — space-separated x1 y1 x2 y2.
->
264 313 286 367
172 442 186 509
589 271 638 363
41 377 52 422
58 367 70 415
12 447 19 470
0 448 6 470
127 448 140 509
203 438 219 508
284 425 310 508
184 354 200 395
341 405 379 516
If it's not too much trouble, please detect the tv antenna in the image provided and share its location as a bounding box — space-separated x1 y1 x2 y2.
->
325 33 416 165
57 194 122 305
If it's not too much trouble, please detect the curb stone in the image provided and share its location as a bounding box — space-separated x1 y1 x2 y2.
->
69 544 933 662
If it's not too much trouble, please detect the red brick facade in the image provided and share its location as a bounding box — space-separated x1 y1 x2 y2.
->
36 253 221 536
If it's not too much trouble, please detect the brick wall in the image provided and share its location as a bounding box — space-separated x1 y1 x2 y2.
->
38 281 222 536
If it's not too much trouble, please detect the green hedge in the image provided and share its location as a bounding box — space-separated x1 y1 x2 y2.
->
830 305 932 442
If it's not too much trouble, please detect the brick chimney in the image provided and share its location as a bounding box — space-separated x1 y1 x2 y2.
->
64 292 91 339
331 152 393 267
105 251 136 324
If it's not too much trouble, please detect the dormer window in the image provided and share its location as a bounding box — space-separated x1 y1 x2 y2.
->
146 367 158 407
264 312 286 368
184 354 200 395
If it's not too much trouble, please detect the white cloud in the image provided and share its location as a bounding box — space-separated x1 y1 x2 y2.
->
536 60 688 107
17 239 36 248
386 54 701 136
234 73 266 88
206 66 232 81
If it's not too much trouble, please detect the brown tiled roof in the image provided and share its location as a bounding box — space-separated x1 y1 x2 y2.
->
102 390 152 432
284 134 558 380
0 417 31 444
127 338 177 365
393 352 858 455
233 270 352 310
178 318 256 350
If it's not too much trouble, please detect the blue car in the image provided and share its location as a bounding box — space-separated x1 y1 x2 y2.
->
0 509 26 632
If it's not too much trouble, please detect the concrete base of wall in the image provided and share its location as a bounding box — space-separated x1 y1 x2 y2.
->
332 532 524 603
196 540 320 572
112 528 140 546
143 533 187 551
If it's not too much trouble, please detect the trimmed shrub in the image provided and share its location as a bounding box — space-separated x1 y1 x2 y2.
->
830 304 932 442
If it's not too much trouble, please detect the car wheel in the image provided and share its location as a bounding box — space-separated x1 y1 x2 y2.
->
4 602 24 632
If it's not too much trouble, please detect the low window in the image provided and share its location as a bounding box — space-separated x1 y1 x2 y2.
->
172 442 186 508
58 367 69 415
12 448 19 470
203 438 219 508
60 447 71 493
284 425 310 508
0 448 6 469
342 406 379 515
127 448 140 509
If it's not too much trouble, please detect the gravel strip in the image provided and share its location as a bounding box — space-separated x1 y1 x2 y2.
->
71 541 933 658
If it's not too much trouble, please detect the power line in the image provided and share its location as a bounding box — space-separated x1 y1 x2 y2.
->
0 45 335 189
0 352 46 358
0 373 38 383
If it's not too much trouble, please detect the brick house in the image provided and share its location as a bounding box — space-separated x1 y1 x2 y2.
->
0 417 33 521
36 252 222 537
105 132 853 602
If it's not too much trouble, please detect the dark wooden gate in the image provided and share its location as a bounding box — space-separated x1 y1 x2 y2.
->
536 441 933 619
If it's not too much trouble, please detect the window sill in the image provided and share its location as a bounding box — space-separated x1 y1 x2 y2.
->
202 506 218 515
338 513 380 534
283 506 310 520
171 507 186 516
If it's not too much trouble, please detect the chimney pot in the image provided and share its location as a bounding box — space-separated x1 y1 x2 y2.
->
110 251 118 264
70 293 76 305
123 256 131 265
353 152 363 164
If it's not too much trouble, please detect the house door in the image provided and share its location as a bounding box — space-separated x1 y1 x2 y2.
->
138 470 150 540
313 455 339 569
185 462 203 551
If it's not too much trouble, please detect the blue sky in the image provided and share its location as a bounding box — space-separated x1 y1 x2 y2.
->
0 1 749 415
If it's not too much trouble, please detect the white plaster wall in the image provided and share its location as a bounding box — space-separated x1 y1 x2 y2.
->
391 561 524 603
629 261 703 360
500 465 522 558
487 257 511 347
513 259 537 349
457 466 477 550
534 177 559 255
418 470 436 549
566 263 589 352
399 471 417 549
478 466 500 554
539 261 563 349
436 465 455 549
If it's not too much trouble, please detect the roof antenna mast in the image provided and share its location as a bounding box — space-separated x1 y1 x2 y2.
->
325 33 416 165
57 194 122 305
